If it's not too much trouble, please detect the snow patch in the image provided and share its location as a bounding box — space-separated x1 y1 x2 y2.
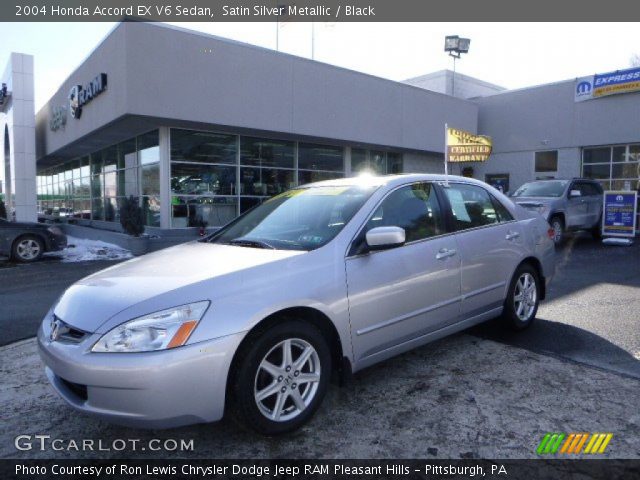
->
44 236 133 263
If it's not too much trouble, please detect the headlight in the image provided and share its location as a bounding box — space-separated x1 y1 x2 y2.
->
91 301 210 353
47 226 63 235
536 205 549 216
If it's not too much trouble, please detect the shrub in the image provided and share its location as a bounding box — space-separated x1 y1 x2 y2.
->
0 199 7 220
118 196 145 237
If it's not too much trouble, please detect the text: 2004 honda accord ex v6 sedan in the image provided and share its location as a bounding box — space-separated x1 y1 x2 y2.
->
39 174 555 435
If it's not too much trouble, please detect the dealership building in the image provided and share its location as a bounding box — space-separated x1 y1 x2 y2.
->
1 21 639 234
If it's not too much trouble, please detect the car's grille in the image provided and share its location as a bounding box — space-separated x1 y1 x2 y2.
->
59 377 88 401
51 315 89 344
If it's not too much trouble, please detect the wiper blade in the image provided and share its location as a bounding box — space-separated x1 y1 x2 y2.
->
228 238 276 249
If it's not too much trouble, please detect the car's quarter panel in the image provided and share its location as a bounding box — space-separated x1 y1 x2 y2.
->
345 236 461 362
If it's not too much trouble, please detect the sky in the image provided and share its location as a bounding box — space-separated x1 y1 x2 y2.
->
1 22 639 111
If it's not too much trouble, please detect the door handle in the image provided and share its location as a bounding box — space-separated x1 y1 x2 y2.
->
436 248 457 260
505 231 520 241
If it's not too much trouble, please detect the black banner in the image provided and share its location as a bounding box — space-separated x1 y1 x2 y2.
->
3 0 640 22
3 459 640 480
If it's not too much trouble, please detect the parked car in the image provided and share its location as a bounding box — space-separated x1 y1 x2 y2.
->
0 218 67 262
38 175 555 434
511 178 603 244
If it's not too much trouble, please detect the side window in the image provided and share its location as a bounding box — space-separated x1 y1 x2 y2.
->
445 183 499 231
580 182 599 196
365 182 444 242
491 195 514 222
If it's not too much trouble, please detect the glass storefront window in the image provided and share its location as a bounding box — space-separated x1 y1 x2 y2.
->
241 137 294 168
172 195 238 228
583 144 640 193
351 148 403 175
171 163 236 196
298 170 343 185
142 195 161 227
171 129 236 164
298 143 343 171
142 163 160 196
583 147 611 164
240 167 294 196
582 164 610 179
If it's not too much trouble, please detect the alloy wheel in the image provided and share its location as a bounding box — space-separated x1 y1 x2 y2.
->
513 272 537 322
253 338 321 422
16 239 41 261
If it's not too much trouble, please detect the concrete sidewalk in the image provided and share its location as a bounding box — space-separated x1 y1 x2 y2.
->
1 334 638 459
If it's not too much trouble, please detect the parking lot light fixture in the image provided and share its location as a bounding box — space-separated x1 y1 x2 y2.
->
444 35 471 97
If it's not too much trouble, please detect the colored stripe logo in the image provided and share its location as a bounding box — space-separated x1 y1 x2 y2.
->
537 433 613 454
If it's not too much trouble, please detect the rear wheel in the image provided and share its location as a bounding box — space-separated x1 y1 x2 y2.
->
549 216 564 245
12 235 44 263
591 216 602 239
501 264 540 331
229 320 331 435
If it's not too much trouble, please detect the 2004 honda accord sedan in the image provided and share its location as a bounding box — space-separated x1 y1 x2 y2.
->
39 174 555 435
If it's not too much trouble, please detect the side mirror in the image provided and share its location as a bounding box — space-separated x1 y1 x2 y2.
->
569 189 581 198
365 226 406 251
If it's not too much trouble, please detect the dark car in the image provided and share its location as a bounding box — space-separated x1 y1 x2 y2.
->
0 218 67 262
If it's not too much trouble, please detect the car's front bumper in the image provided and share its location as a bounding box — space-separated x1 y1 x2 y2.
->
37 318 245 429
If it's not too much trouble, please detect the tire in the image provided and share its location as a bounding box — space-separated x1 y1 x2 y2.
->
549 215 564 245
501 263 540 331
591 217 602 239
229 320 331 435
12 235 45 263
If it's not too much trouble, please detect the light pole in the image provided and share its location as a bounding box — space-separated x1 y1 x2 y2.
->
444 35 470 97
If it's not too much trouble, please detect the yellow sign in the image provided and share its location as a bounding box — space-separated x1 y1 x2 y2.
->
447 128 492 163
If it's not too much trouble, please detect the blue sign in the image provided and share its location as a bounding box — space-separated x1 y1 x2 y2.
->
602 191 638 238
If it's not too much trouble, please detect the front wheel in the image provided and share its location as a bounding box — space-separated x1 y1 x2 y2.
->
12 235 44 263
549 216 564 245
501 264 540 331
229 320 331 435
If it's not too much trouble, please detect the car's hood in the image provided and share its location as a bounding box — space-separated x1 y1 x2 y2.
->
512 196 558 207
54 241 305 332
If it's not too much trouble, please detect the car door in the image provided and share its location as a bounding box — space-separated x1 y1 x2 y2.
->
579 182 603 227
565 181 589 228
345 182 461 363
442 182 524 320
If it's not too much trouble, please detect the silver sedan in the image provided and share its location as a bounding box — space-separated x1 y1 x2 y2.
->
38 174 555 435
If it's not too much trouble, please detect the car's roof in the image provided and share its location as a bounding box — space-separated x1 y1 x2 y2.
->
300 173 488 189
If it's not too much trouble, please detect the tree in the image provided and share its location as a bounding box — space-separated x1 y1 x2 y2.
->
0 199 6 220
118 196 145 237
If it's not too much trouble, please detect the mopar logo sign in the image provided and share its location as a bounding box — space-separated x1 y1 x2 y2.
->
68 73 107 119
576 80 592 95
574 78 593 102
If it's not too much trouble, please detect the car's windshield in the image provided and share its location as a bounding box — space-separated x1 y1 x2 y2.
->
512 180 568 198
208 185 378 251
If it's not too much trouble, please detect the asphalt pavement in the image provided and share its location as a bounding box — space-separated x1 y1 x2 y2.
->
0 258 124 345
471 232 640 379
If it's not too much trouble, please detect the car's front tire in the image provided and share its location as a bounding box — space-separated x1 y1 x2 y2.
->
501 264 540 331
229 320 331 435
12 235 44 263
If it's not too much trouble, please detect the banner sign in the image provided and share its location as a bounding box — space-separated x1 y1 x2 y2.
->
602 190 637 237
575 66 640 102
446 128 492 162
